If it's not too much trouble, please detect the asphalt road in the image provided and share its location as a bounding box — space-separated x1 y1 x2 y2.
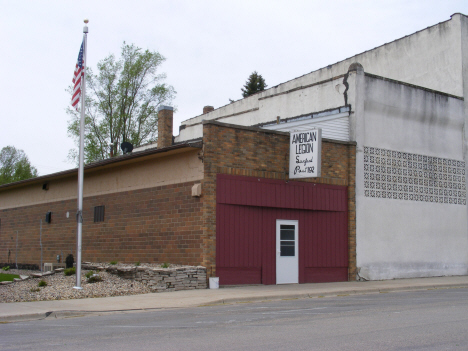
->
1 288 468 350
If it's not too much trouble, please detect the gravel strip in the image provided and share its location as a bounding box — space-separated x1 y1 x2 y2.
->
0 264 167 303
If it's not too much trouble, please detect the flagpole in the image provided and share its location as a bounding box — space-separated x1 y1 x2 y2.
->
74 19 88 290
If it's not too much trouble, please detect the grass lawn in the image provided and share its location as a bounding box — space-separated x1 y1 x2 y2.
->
0 273 20 282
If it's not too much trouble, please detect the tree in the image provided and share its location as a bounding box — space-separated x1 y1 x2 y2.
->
241 71 267 98
0 146 38 185
67 42 176 164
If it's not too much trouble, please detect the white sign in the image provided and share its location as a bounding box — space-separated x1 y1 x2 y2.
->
289 128 322 178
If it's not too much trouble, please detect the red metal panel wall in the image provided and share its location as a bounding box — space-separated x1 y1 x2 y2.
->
216 174 348 285
217 174 347 211
216 204 263 285
302 211 348 268
301 210 348 283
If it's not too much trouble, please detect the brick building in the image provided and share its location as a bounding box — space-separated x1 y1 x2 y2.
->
2 14 468 284
0 106 356 284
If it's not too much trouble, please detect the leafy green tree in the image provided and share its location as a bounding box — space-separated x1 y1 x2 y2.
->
241 71 267 98
67 42 176 164
0 146 38 185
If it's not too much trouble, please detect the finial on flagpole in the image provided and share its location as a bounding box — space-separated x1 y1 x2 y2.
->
83 19 89 33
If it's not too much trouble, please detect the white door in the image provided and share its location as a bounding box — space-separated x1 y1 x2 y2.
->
276 220 299 284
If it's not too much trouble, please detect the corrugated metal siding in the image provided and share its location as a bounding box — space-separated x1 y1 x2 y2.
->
291 116 349 142
216 175 348 285
217 174 347 211
262 114 350 142
303 211 348 268
216 204 262 268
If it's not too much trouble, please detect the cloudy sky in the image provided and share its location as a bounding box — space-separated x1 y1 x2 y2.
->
1 0 467 176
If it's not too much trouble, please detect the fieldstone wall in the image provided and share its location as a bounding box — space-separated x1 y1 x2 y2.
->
83 263 207 292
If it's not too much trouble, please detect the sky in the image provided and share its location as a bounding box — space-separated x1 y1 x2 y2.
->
1 0 467 176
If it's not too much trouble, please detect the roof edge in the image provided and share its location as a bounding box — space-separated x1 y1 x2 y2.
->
181 14 461 126
202 120 357 145
364 72 464 100
0 142 202 190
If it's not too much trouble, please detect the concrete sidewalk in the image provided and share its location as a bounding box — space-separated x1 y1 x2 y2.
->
1 275 468 322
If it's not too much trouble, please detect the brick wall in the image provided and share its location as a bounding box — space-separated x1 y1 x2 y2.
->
0 121 356 281
0 181 203 268
201 121 357 280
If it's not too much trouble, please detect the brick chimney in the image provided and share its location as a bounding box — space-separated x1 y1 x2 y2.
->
203 106 214 114
157 105 173 148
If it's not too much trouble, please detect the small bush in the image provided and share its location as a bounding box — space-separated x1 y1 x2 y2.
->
109 261 118 265
64 267 76 276
135 261 140 266
2 266 10 271
30 287 40 292
161 262 170 268
87 275 102 283
65 254 74 269
38 280 47 287
85 271 95 279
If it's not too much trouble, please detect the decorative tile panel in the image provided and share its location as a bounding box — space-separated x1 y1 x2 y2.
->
363 146 466 205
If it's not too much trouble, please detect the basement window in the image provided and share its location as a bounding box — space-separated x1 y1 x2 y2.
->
94 206 105 223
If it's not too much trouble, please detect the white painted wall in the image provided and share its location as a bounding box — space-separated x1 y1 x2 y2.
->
351 70 468 280
176 14 466 143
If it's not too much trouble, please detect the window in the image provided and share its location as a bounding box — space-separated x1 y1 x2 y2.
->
94 206 105 222
280 224 296 256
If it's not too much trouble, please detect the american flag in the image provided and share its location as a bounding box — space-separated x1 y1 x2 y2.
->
71 41 84 111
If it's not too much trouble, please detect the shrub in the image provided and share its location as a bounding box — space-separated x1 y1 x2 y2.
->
135 261 140 266
110 261 118 265
85 271 95 279
38 280 47 287
65 254 74 269
30 287 40 292
87 275 102 283
64 267 76 276
2 266 10 271
161 262 170 268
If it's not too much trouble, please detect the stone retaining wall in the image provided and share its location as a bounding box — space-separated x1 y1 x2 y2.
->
83 264 207 292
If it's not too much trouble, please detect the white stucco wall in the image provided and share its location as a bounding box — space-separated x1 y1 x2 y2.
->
351 71 468 280
177 13 465 143
333 13 463 97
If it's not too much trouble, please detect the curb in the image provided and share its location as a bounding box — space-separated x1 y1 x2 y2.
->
203 283 468 306
0 308 156 323
0 311 95 323
2 283 467 323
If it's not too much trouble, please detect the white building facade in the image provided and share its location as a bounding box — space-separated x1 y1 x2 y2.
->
175 13 468 280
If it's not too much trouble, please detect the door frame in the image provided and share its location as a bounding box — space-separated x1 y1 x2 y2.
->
276 219 299 284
